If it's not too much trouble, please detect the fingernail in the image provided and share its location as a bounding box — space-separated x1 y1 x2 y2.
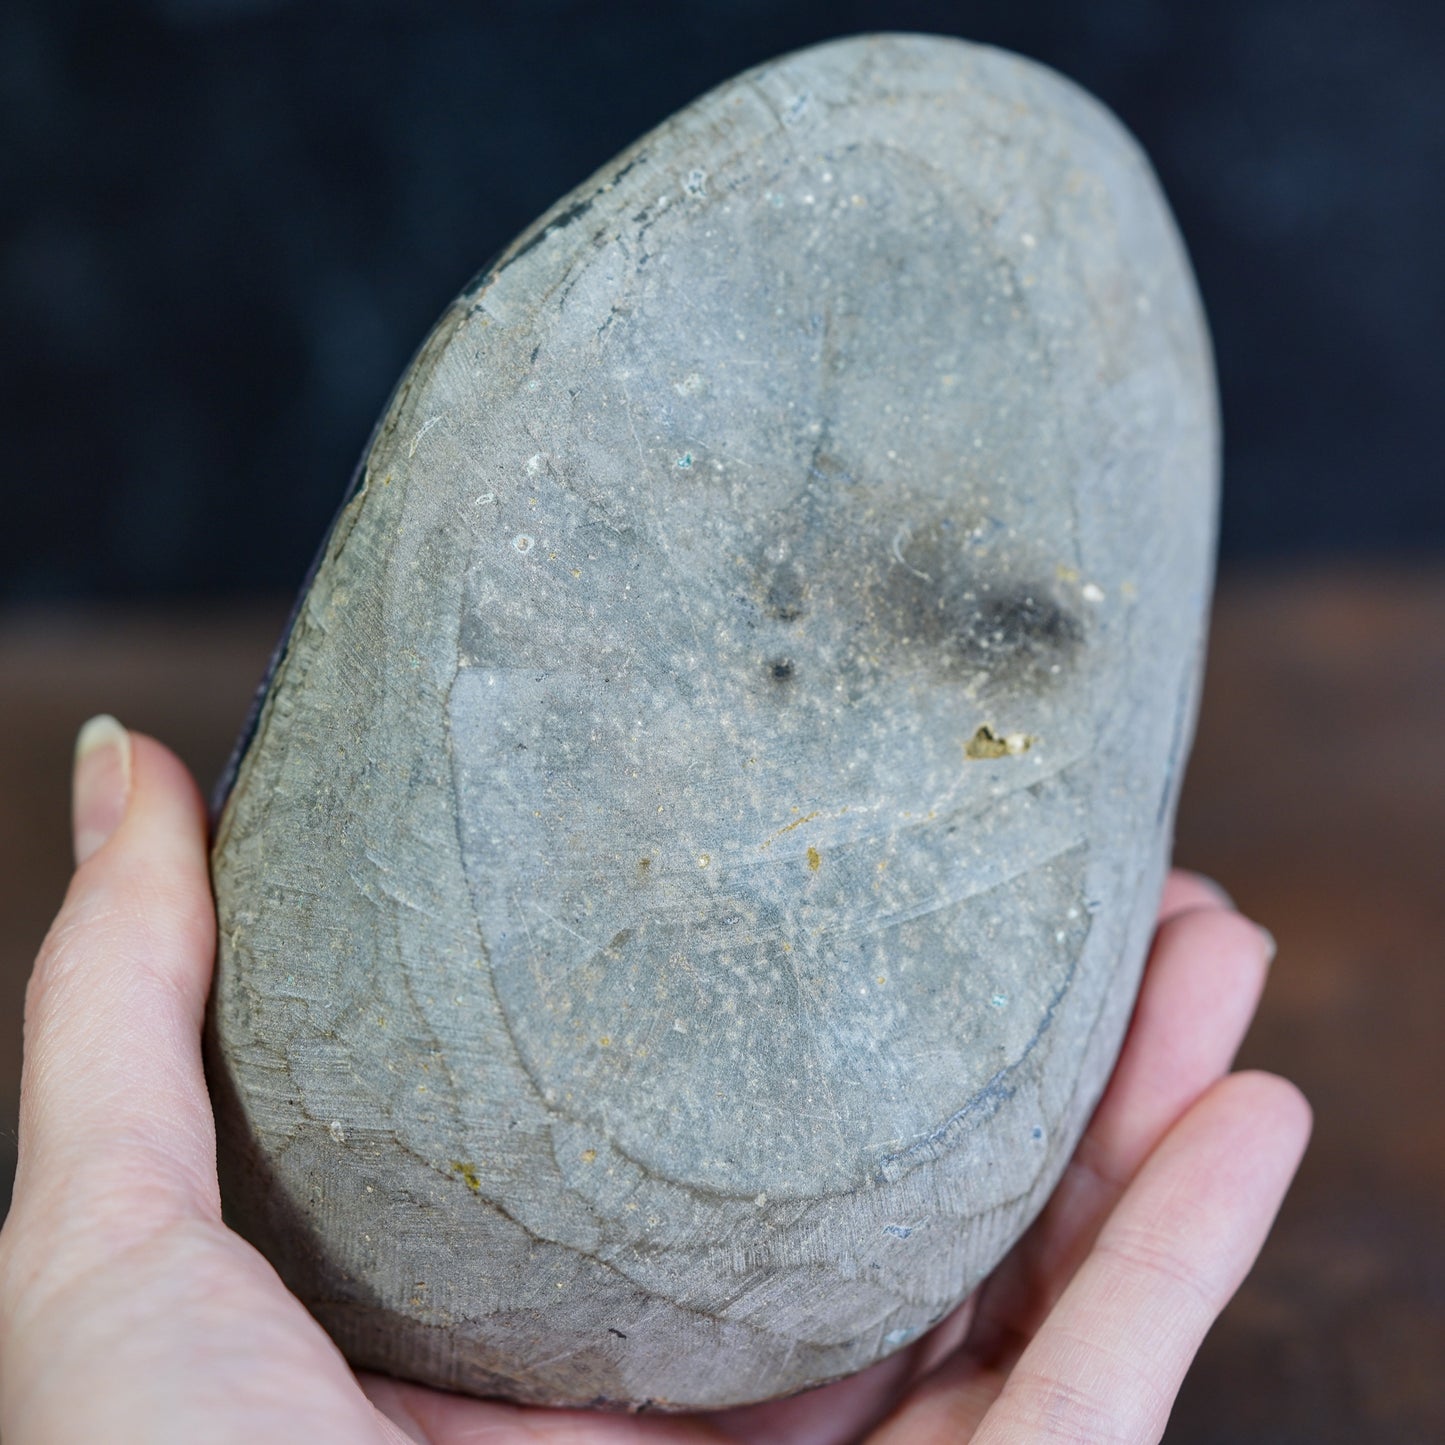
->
73 715 133 866
1257 925 1278 965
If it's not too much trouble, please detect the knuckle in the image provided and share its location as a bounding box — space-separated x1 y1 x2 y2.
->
1010 1362 1141 1445
1096 1224 1217 1315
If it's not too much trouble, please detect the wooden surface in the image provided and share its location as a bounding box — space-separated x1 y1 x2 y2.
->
1170 567 1445 1444
1 566 1441 1439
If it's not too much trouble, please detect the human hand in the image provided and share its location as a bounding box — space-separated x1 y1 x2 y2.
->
0 720 1309 1444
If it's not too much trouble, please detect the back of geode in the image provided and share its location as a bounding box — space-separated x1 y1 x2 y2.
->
208 33 1216 1410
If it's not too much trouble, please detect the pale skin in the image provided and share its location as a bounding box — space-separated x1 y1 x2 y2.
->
0 721 1310 1444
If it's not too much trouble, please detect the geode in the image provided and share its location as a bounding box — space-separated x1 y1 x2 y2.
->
207 32 1218 1411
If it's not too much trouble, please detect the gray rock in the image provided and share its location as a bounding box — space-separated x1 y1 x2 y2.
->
207 33 1217 1411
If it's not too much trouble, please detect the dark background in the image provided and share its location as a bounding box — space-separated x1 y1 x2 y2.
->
4 0 1443 602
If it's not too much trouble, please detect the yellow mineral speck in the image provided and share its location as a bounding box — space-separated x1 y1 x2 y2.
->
761 809 820 849
697 853 710 868
598 1035 612 1047
581 1149 597 1164
806 845 821 871
966 724 1036 760
450 1161 482 1193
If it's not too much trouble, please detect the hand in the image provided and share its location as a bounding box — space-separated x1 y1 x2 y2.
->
0 721 1309 1444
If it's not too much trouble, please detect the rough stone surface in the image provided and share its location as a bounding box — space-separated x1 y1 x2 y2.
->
207 33 1218 1411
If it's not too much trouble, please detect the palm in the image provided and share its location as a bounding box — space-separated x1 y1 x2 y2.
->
0 733 1307 1445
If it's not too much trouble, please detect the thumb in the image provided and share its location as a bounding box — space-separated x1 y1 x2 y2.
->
10 718 220 1253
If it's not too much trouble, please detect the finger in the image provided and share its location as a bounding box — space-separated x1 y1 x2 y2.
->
968 1072 1311 1445
1078 904 1276 1187
905 1294 978 1382
367 1362 923 1445
708 1338 924 1445
363 1373 723 1444
13 721 219 1241
965 899 1276 1359
866 1072 1309 1444
1157 868 1233 922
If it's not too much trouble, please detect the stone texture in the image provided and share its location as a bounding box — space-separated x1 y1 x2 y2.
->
207 33 1218 1410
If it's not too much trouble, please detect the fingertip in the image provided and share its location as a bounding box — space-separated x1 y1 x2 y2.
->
40 729 215 1027
1077 900 1281 1197
1159 868 1234 920
1149 901 1277 996
69 725 209 877
64 730 213 955
1158 873 1279 970
1218 1069 1314 1153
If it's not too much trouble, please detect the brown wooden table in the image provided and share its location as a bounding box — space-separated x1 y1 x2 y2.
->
2 566 1441 1441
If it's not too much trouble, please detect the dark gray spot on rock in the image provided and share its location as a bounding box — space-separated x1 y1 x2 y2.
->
760 558 808 623
869 551 1084 689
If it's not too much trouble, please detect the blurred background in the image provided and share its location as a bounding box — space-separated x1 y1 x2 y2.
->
2 2 1442 1440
